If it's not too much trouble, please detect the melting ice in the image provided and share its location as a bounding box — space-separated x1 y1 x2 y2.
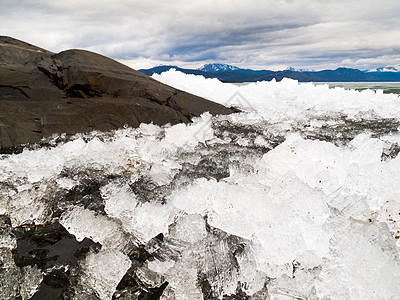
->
1 70 400 299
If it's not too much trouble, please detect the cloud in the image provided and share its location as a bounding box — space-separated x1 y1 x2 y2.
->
340 55 400 71
1 0 400 70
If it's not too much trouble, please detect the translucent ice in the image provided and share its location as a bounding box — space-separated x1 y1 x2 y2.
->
0 248 20 300
102 182 179 243
76 249 131 300
19 266 43 300
60 206 132 251
316 221 400 299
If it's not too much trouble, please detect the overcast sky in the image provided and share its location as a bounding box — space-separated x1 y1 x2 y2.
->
1 0 400 71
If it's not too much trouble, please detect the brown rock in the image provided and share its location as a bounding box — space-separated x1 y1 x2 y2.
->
0 36 237 153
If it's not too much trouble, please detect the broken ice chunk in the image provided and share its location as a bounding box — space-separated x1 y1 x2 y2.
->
0 248 20 299
147 258 175 274
316 221 400 299
102 182 178 243
19 266 43 300
148 160 181 186
102 183 138 221
349 134 384 165
162 260 204 300
60 206 131 251
376 199 400 247
168 214 208 244
0 215 16 249
327 193 373 222
76 249 132 300
1 188 49 227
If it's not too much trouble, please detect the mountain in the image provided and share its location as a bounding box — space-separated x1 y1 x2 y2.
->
310 67 383 82
368 66 399 72
284 66 309 72
139 65 209 77
139 65 400 82
139 65 274 82
0 37 236 153
198 63 240 73
285 67 315 72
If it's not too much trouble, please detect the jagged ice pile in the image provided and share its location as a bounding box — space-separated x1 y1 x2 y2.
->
1 70 400 299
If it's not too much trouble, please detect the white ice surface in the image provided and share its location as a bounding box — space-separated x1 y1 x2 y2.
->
153 69 400 121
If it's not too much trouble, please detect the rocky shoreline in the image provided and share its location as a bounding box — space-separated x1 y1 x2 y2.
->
0 36 236 153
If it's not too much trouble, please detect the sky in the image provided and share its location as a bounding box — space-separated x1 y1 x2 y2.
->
1 0 400 71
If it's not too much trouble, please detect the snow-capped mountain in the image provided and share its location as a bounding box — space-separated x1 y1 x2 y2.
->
140 65 400 82
368 66 399 72
285 67 314 72
198 63 240 73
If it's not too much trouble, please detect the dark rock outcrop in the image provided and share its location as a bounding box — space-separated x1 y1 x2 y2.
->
0 36 237 153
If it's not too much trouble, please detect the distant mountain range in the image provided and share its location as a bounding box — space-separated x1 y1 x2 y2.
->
369 67 399 73
139 64 400 82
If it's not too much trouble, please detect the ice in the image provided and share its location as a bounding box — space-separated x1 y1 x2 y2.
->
0 248 21 300
267 268 319 300
148 161 181 186
0 216 20 299
0 188 50 226
164 112 214 147
316 221 400 299
377 198 400 248
2 70 400 298
162 129 400 296
0 216 43 299
152 214 244 298
153 69 400 121
161 260 203 300
167 174 330 273
59 206 133 251
76 249 131 300
19 266 43 299
167 214 208 244
134 265 166 290
0 215 16 250
147 259 175 274
102 182 179 243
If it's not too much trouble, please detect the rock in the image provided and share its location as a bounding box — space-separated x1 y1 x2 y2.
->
0 36 237 153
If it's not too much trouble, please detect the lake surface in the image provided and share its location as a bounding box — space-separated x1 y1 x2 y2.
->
234 82 400 95
312 82 400 94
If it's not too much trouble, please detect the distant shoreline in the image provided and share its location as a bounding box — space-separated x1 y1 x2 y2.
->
313 82 400 94
139 65 400 83
230 81 400 95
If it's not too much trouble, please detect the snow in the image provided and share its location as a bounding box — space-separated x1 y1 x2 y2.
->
198 63 240 72
1 70 400 298
368 66 399 72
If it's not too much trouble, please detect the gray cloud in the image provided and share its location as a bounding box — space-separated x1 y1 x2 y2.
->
1 0 400 70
